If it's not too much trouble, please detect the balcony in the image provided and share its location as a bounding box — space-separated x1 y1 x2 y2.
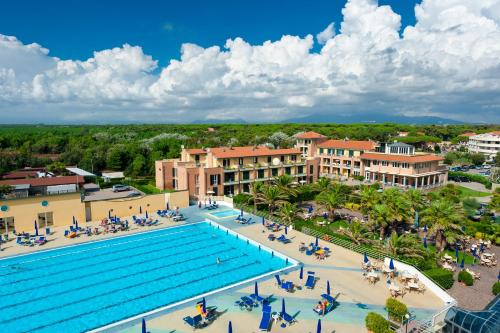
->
223 179 239 185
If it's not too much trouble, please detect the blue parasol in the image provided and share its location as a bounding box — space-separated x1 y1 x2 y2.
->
455 247 459 263
317 318 322 333
202 297 206 314
308 206 313 214
281 298 286 314
497 271 500 281
166 201 170 210
145 211 149 219
228 321 233 333
326 280 331 295
389 258 395 270
299 266 304 280
34 220 38 236
254 282 259 296
285 226 288 234
460 257 465 269
141 318 147 333
423 237 427 249
414 211 419 228
75 220 79 230
364 252 369 263
315 236 319 247
240 208 244 217
423 224 427 233
262 216 265 225
140 206 142 214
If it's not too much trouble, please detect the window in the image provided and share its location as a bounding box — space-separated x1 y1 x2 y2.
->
223 159 230 168
349 150 354 157
238 158 243 166
309 165 314 174
258 169 265 179
267 156 272 163
291 155 296 161
243 183 250 193
210 174 220 185
402 163 409 168
272 168 278 177
0 216 15 233
172 168 177 177
298 165 303 174
172 179 177 189
195 155 200 163
372 160 378 165
365 160 371 167
336 149 344 156
224 173 235 182
319 148 324 154
37 212 54 228
242 171 250 180
280 155 285 162
253 157 258 164
285 167 291 175
195 175 200 185
382 161 389 166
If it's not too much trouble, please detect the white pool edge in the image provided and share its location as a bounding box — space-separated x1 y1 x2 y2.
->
89 219 300 333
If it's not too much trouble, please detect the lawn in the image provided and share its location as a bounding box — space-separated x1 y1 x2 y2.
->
457 186 490 198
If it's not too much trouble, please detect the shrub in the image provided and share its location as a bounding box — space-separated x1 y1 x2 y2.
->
365 312 390 333
353 175 365 181
493 282 500 296
458 270 474 286
233 193 252 205
424 268 454 289
448 171 492 189
386 298 408 323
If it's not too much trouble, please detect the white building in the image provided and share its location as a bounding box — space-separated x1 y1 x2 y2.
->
468 131 500 161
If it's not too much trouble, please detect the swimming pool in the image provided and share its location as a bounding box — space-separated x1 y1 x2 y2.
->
0 221 296 333
208 209 241 219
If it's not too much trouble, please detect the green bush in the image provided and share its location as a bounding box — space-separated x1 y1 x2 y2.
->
353 175 365 181
424 268 454 289
493 282 500 295
458 270 474 286
386 298 408 323
233 193 252 205
448 171 492 189
365 312 390 333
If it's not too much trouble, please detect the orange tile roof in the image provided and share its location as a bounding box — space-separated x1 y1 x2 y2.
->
185 148 207 155
0 175 84 187
360 153 443 163
460 132 476 137
489 131 500 135
211 146 301 159
318 139 376 151
294 131 327 139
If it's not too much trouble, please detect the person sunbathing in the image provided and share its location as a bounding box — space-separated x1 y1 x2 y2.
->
315 301 324 315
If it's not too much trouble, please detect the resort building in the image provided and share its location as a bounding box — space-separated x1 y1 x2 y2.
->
156 145 319 198
315 139 378 179
360 142 447 188
294 131 327 157
293 132 447 189
468 131 500 161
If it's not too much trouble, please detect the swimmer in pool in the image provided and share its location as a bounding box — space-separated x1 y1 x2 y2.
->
217 257 221 264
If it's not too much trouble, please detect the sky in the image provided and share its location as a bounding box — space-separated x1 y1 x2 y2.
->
0 0 500 124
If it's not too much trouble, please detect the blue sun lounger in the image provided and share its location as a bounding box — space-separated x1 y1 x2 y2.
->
313 293 336 315
275 275 294 292
259 304 272 331
250 293 266 304
277 235 291 244
305 271 316 289
280 310 296 325
183 314 203 329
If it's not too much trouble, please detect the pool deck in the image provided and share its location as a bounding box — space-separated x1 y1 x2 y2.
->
0 205 447 333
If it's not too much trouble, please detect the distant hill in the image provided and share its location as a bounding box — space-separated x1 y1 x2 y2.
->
285 113 464 125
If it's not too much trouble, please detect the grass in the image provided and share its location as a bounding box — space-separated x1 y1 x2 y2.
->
457 186 490 198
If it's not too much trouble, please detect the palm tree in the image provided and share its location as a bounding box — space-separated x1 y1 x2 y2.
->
359 185 380 214
338 220 372 245
273 174 297 198
381 188 411 233
277 202 298 226
422 199 463 252
369 203 391 240
313 177 332 193
405 188 425 214
249 181 264 213
315 187 347 219
256 185 288 214
382 232 426 261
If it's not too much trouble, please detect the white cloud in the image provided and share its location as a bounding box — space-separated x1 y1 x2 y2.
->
316 22 335 44
1 0 500 123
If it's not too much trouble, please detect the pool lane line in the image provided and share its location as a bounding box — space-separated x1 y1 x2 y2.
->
0 223 209 269
22 259 262 333
0 240 230 300
7 254 258 330
0 244 235 311
0 230 212 279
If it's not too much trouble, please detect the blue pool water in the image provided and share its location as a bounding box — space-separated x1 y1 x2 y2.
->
0 222 292 333
209 209 241 219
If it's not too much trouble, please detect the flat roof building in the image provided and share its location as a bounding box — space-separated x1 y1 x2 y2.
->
468 131 500 161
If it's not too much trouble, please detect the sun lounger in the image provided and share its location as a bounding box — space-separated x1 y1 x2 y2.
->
183 314 203 329
277 235 291 244
305 272 316 289
259 304 272 331
250 293 266 304
313 293 336 315
275 274 294 292
236 296 257 310
280 310 296 325
34 236 46 245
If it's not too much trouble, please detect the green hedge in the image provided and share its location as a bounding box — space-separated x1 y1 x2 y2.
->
492 282 500 296
365 312 391 333
386 298 408 323
424 268 454 289
458 270 474 286
448 171 492 189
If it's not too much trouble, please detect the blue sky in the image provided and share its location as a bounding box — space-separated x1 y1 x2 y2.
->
0 0 499 124
0 0 419 65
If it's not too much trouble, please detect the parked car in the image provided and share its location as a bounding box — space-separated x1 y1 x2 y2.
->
112 184 130 192
126 191 141 197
